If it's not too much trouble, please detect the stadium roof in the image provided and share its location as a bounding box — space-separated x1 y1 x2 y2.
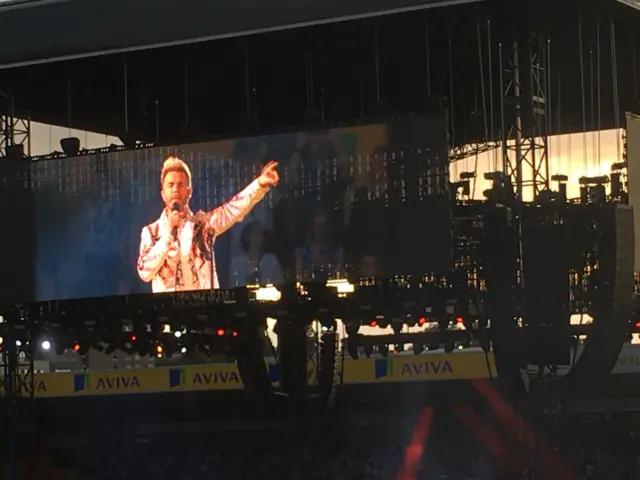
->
0 0 482 68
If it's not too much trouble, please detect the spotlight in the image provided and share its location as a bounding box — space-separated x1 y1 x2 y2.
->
73 342 89 355
418 317 427 326
174 331 182 338
41 340 51 351
216 329 225 337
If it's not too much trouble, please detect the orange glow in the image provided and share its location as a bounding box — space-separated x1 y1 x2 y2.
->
232 331 238 337
456 316 464 324
418 317 427 325
217 329 225 336
156 345 163 353
370 320 378 327
72 343 80 352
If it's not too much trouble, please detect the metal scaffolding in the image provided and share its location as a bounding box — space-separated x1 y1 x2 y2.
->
0 114 30 158
0 89 30 158
500 36 551 200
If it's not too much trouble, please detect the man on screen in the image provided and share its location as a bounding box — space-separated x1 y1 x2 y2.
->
137 156 279 292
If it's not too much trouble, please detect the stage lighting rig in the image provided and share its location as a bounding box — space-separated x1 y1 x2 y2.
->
551 174 569 202
453 171 476 198
579 176 609 205
610 162 628 203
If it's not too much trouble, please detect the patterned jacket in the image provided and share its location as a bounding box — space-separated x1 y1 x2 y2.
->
137 179 269 292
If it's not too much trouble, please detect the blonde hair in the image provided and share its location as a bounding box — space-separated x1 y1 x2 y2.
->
161 156 192 186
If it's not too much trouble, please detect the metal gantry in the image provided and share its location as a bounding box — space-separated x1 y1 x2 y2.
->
500 36 551 201
0 114 30 158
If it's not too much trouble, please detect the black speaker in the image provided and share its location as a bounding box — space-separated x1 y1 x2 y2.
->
522 208 572 366
565 203 635 386
0 160 35 304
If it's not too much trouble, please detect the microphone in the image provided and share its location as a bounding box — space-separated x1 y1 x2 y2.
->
171 202 180 239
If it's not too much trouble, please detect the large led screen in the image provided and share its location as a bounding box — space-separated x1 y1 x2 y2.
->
33 116 451 301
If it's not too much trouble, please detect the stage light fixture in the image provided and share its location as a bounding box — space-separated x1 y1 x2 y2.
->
418 317 427 326
253 285 281 302
216 329 225 337
60 137 80 156
369 320 378 327
41 340 51 351
376 317 389 329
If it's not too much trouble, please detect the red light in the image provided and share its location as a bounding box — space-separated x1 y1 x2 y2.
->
131 335 137 342
370 320 378 328
232 331 238 337
635 322 640 328
418 317 427 325
456 316 464 324
72 343 80 352
217 329 225 336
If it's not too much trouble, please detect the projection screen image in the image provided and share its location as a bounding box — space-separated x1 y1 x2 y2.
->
33 115 452 301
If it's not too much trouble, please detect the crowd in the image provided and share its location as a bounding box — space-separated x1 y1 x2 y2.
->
34 428 494 480
10 410 640 479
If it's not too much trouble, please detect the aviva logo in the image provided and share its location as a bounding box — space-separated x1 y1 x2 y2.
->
169 368 186 388
374 359 394 379
74 373 90 392
374 358 455 381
